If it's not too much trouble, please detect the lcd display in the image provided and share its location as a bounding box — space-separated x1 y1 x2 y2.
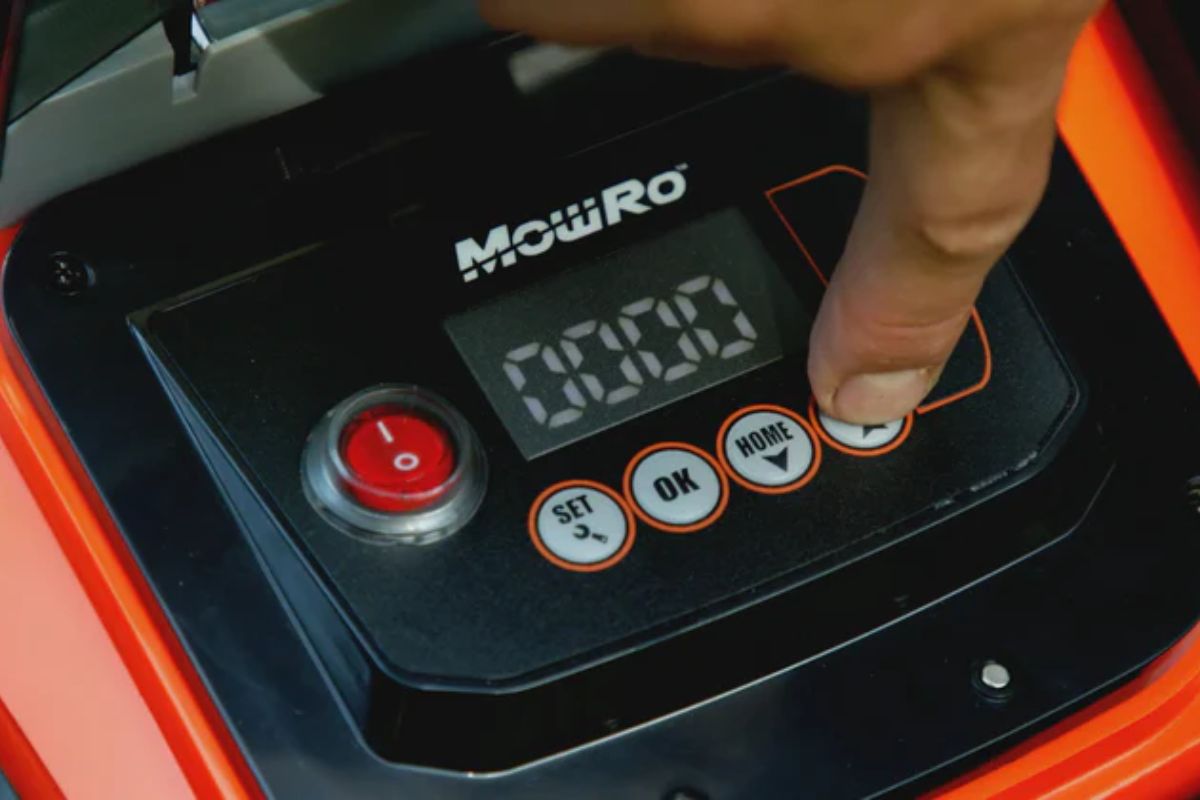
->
445 208 807 459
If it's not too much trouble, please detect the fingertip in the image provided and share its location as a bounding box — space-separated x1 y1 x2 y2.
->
828 368 936 424
806 299 945 425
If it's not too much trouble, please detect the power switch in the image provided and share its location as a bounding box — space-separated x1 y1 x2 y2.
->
340 408 455 512
302 386 486 545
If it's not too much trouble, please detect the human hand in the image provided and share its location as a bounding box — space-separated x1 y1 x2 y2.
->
479 0 1103 422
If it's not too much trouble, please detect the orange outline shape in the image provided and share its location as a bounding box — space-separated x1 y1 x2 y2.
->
764 165 993 414
623 442 729 534
716 404 823 495
528 480 636 573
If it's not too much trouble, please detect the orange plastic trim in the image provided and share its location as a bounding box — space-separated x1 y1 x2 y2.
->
0 694 63 800
0 228 261 798
1058 6 1200 383
930 5 1200 797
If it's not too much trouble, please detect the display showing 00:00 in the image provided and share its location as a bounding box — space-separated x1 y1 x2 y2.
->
502 274 760 429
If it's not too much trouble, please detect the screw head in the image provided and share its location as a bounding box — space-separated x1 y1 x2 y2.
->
46 253 92 296
980 661 1012 691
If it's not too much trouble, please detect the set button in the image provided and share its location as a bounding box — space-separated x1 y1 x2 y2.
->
809 398 913 457
624 443 729 533
717 405 821 494
529 481 635 572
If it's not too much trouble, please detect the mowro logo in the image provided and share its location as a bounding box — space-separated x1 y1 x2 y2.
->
454 166 689 284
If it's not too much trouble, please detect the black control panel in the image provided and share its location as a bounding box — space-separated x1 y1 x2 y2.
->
5 43 1199 798
139 115 1079 689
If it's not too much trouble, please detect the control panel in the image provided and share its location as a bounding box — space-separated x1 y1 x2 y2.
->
139 81 1077 688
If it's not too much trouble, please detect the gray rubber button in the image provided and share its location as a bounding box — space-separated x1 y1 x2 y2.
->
723 410 815 488
817 412 905 451
629 448 723 527
534 485 630 567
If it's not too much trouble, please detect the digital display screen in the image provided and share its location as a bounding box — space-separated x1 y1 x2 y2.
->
445 209 807 459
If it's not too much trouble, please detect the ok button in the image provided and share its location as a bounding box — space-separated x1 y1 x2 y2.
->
624 443 729 533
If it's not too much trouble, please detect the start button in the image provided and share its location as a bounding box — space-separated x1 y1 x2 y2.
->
302 386 486 544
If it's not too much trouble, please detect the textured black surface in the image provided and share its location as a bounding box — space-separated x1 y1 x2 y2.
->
3 43 1198 797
